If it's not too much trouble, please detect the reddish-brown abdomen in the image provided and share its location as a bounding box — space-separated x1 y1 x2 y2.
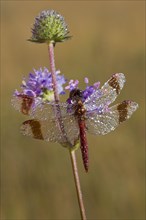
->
78 120 89 172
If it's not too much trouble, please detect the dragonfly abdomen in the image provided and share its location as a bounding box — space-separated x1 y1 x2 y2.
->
78 119 89 172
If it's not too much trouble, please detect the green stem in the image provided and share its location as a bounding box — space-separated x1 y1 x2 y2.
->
70 150 87 220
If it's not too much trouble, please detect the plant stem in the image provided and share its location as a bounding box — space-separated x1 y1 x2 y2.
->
48 42 71 144
48 41 87 220
70 150 87 220
48 42 59 102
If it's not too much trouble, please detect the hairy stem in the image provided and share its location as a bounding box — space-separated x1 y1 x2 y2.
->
48 42 68 143
70 150 87 220
48 42 59 101
48 42 86 219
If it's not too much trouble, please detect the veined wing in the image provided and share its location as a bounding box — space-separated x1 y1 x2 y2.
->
84 73 126 111
30 100 75 120
11 94 35 115
21 114 79 146
12 94 75 119
85 100 138 135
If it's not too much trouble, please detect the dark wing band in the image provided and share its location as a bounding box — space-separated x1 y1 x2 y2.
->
84 73 126 111
86 100 138 135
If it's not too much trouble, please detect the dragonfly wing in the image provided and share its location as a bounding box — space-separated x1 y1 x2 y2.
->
12 95 74 119
84 73 126 111
21 115 79 146
30 101 74 120
86 100 138 135
11 94 35 115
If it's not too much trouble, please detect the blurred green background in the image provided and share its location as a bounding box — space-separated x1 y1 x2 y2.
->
1 1 145 220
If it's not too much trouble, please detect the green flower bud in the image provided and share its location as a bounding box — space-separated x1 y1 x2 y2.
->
29 9 71 44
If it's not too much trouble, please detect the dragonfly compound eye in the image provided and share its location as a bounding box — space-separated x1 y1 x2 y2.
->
69 89 83 101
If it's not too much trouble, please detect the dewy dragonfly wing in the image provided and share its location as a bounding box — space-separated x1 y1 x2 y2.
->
12 94 79 145
30 101 73 120
21 114 79 146
86 100 138 135
84 73 126 111
12 94 75 119
11 94 35 115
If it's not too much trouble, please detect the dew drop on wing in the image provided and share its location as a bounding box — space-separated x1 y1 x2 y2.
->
21 113 80 146
84 73 126 112
31 101 74 120
85 100 138 136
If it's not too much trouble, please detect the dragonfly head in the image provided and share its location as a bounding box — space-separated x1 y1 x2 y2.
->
69 89 83 103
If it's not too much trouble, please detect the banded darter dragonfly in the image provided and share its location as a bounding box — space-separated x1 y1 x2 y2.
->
12 73 138 171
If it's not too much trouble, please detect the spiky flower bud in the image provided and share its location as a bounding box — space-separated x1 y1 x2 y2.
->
29 9 71 44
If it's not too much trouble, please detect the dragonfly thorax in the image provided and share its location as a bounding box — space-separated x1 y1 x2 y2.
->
76 100 86 119
69 89 86 119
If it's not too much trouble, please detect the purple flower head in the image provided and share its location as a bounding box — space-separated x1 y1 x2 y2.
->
65 79 79 91
82 77 100 101
65 77 100 103
14 67 66 101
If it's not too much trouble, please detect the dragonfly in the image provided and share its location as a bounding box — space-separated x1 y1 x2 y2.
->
12 73 138 172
